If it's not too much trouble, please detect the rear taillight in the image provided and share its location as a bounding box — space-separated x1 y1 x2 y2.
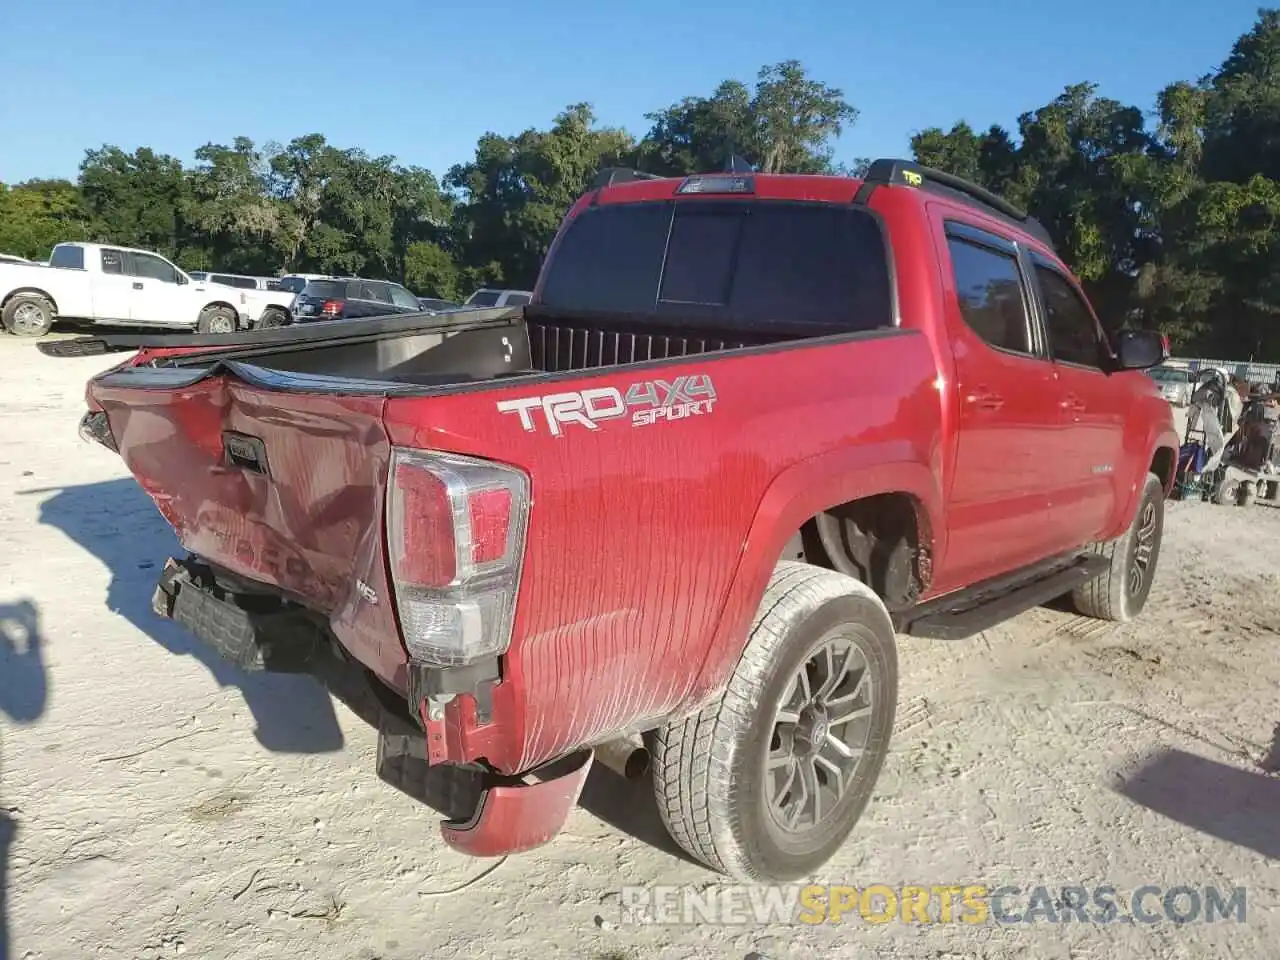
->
386 448 530 666
321 299 342 317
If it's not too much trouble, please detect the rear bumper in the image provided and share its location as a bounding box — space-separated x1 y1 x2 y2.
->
151 555 592 857
439 750 594 857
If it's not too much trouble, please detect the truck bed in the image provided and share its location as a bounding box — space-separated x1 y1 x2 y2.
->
43 305 832 390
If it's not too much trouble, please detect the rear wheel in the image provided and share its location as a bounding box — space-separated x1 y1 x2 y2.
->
197 305 237 335
258 307 289 329
2 294 54 337
651 562 898 881
1073 472 1164 621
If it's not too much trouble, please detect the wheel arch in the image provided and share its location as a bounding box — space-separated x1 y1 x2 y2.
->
1107 426 1181 539
679 445 941 713
2 287 59 314
201 298 239 313
200 299 243 329
1149 444 1177 497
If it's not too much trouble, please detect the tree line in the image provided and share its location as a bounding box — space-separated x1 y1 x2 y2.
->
2 12 1279 360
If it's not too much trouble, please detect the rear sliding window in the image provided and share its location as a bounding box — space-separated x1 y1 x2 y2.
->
537 200 893 332
50 245 85 269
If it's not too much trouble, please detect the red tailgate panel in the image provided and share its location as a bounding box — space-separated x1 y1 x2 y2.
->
93 377 407 685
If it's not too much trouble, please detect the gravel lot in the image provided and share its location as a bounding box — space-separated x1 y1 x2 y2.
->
1 335 1277 960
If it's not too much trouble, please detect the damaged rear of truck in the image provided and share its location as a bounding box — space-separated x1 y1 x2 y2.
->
47 162 1176 882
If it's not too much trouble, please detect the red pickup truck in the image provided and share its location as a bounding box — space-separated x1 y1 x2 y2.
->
47 159 1179 882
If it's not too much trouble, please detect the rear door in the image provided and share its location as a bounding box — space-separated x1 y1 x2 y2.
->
930 216 1061 589
89 248 135 321
346 281 393 319
1027 254 1127 548
387 282 423 314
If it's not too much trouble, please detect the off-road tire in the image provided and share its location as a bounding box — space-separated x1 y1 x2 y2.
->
1072 471 1164 621
2 294 54 337
651 562 898 881
197 305 237 335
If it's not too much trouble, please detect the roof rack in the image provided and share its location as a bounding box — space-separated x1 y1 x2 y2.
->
855 158 1055 251
588 167 663 190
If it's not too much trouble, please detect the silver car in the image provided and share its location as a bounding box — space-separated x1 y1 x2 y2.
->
1147 365 1192 406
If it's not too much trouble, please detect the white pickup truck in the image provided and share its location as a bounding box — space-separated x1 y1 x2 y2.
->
188 271 297 328
0 242 248 337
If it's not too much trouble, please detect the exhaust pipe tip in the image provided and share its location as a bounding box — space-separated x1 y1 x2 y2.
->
595 735 651 779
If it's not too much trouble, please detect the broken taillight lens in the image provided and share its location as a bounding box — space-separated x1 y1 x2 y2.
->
386 448 530 666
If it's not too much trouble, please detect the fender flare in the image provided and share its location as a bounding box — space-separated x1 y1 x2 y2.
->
680 440 944 711
2 287 59 314
1110 425 1181 537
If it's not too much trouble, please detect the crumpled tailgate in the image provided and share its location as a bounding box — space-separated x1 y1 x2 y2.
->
90 370 408 684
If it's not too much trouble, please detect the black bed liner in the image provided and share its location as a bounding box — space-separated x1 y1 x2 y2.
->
36 307 524 359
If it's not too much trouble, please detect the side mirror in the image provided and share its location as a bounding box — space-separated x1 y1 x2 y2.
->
1112 330 1167 371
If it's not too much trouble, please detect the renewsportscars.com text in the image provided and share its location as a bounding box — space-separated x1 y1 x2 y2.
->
617 883 1248 926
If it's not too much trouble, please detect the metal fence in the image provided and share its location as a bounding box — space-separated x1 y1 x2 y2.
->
1173 357 1280 385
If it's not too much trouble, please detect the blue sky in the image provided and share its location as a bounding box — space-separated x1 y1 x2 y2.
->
0 0 1265 186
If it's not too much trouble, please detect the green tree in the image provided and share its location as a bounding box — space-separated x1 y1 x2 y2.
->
447 104 635 288
640 60 857 174
0 180 93 259
184 136 281 272
78 146 190 258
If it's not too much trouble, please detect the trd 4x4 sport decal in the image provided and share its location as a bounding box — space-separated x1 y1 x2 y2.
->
496 374 717 437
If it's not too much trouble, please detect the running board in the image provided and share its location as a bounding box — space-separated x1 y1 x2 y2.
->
895 554 1110 641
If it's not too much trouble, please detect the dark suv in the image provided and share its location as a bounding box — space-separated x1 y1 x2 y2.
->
292 277 424 322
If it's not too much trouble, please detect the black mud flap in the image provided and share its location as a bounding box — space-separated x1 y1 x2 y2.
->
374 710 489 821
151 557 324 673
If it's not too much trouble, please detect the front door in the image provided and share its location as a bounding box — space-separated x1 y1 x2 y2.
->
930 217 1061 592
1028 256 1127 549
126 251 193 327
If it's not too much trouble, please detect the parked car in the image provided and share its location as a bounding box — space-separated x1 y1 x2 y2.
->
1 242 247 336
1146 364 1193 405
290 277 424 322
417 297 462 313
464 288 533 308
52 159 1177 882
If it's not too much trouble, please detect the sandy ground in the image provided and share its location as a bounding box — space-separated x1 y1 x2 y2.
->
0 336 1277 960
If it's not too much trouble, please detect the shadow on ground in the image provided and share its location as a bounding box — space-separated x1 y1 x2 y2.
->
32 478 344 754
0 601 46 725
1114 747 1280 859
31 479 689 863
1 599 49 960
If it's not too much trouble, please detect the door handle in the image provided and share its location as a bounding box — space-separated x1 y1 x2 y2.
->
965 391 1005 411
1060 396 1086 413
132 282 144 290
